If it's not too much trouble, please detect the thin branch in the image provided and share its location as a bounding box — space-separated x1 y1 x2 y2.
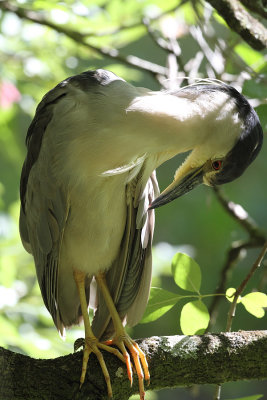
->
190 25 225 76
208 187 266 329
213 385 222 400
142 18 187 88
142 16 185 64
142 17 171 53
208 239 262 328
142 12 187 89
1 331 267 400
213 187 266 241
226 241 267 331
0 1 167 78
205 0 267 50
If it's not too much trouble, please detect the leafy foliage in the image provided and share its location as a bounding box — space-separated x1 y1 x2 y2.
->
143 253 267 336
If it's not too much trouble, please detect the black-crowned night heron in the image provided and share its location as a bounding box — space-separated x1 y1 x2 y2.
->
19 69 263 398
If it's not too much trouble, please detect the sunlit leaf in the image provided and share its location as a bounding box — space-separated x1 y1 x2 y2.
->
241 292 267 318
180 300 209 335
140 287 182 323
226 288 241 303
171 252 201 293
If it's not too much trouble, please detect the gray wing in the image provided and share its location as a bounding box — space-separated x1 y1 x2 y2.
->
92 169 159 340
19 83 70 335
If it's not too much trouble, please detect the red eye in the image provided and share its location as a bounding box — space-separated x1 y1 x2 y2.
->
212 160 222 171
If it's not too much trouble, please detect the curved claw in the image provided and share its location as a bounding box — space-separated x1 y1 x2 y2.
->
79 336 126 398
103 335 149 400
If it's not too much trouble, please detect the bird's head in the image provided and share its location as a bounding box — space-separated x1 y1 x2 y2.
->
150 84 263 209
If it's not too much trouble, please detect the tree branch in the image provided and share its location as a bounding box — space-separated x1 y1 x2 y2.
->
0 1 167 78
205 0 267 50
1 331 267 400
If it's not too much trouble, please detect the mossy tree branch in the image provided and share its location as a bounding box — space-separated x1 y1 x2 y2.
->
1 330 267 400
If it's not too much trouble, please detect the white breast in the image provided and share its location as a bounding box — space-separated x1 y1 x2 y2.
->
60 173 127 275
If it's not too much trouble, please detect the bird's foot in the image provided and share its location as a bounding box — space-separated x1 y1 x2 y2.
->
75 335 125 398
103 334 149 400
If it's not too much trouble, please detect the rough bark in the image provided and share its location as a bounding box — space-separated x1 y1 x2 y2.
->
205 0 267 50
1 330 267 400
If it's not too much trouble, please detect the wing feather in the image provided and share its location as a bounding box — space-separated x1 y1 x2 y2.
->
19 84 71 336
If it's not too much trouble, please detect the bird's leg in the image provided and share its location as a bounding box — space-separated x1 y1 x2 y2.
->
73 270 125 397
95 272 149 400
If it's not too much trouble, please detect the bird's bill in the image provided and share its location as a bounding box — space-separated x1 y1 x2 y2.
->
149 164 204 209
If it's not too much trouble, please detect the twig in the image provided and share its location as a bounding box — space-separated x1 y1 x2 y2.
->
226 242 267 332
142 17 171 53
208 239 263 328
190 25 225 76
142 10 188 89
213 187 265 241
142 17 186 89
213 384 221 400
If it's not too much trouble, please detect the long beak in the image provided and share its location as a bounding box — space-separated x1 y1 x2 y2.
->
149 164 205 209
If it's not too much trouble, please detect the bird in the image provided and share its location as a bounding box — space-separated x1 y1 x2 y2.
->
19 69 263 398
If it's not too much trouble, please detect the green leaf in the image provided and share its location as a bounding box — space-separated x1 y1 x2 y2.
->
241 292 267 318
180 300 209 335
225 394 263 400
226 288 241 303
140 287 182 323
171 252 201 293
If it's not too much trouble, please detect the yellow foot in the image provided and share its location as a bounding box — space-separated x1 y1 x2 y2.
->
103 335 150 400
76 336 125 398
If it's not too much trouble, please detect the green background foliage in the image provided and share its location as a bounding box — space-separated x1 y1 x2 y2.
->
0 0 266 399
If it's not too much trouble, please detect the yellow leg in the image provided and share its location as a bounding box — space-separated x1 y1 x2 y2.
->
96 273 150 400
73 270 125 397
